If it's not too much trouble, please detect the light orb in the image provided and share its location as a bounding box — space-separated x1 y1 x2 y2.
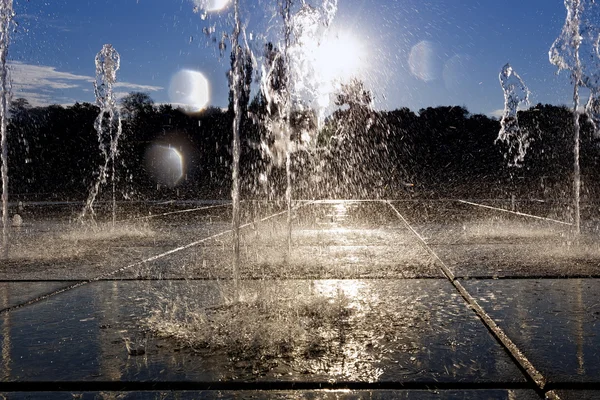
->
145 145 185 188
168 69 210 113
409 40 441 82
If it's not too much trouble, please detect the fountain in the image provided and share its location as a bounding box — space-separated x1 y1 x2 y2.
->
79 44 123 226
5 2 600 399
0 0 12 258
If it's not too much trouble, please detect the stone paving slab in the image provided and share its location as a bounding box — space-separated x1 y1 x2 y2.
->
114 201 440 280
0 280 524 385
553 390 600 399
389 200 600 278
0 390 542 399
463 279 600 384
0 202 285 281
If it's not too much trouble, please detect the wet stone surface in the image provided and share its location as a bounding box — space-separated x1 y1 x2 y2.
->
0 201 284 281
4 200 600 398
552 390 600 399
392 200 600 277
0 390 542 399
123 201 440 280
0 281 77 310
463 279 600 384
0 280 524 384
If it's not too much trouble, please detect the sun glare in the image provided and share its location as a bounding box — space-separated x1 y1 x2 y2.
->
193 0 230 13
315 31 364 83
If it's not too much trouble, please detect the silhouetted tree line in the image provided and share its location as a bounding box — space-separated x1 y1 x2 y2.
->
6 89 600 202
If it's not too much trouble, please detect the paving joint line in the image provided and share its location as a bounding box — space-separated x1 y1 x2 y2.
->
0 204 305 315
457 199 573 226
384 200 550 400
118 202 232 223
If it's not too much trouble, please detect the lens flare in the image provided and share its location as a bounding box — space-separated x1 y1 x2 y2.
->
144 145 184 188
409 40 441 82
168 69 210 113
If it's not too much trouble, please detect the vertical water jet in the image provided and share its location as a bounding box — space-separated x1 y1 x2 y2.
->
230 0 242 300
0 0 13 258
80 44 122 226
550 0 600 234
496 63 531 167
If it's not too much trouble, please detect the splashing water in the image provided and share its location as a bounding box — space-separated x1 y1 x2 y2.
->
258 0 338 254
259 0 338 165
496 63 531 167
79 44 123 226
0 0 12 258
549 0 600 233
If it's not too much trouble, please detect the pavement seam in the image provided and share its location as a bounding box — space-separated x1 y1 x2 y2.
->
118 202 231 222
385 200 550 399
457 199 573 226
0 204 303 315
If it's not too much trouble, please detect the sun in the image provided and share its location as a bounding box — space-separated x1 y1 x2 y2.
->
315 30 364 83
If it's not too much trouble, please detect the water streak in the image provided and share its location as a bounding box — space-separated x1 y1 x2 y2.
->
80 44 123 226
260 0 338 165
0 0 13 258
496 63 530 167
231 0 242 300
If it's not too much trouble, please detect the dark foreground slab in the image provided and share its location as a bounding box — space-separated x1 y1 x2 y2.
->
464 279 600 386
0 389 542 399
0 280 524 386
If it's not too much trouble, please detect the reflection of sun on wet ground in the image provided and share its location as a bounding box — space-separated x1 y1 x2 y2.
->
145 280 428 381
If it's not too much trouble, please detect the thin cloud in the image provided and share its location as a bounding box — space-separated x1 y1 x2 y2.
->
9 61 163 107
489 109 504 119
114 82 163 92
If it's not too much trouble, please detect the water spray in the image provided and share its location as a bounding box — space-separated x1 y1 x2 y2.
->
259 0 339 257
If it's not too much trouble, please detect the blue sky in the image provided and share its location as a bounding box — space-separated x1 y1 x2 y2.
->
9 0 576 116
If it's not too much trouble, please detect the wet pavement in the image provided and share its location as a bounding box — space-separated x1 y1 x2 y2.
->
0 390 542 399
1 199 600 399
